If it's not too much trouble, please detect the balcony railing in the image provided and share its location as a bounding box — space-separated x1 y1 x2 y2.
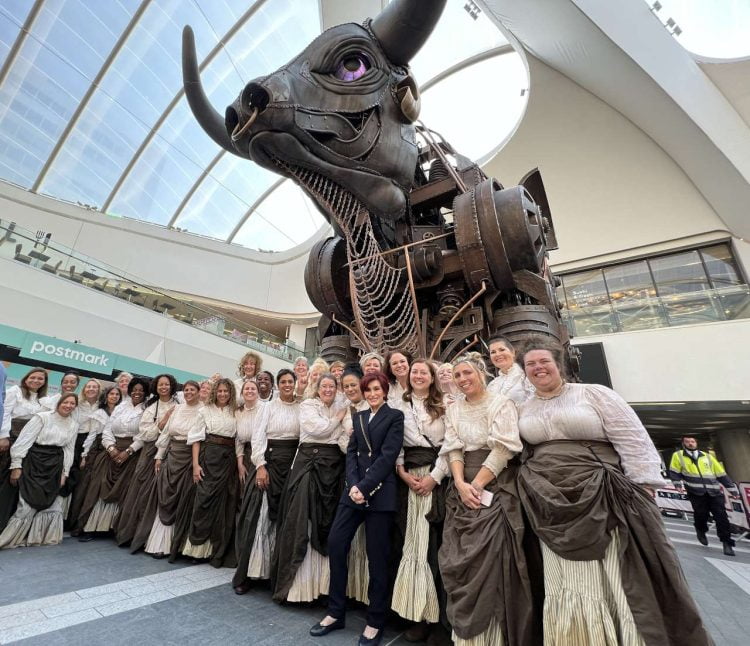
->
562 285 750 337
0 220 305 363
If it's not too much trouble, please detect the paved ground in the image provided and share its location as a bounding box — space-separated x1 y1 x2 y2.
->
0 517 748 645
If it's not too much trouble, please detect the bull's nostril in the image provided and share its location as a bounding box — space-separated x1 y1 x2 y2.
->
241 82 270 112
225 107 239 134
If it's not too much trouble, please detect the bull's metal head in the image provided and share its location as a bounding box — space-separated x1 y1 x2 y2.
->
183 0 446 223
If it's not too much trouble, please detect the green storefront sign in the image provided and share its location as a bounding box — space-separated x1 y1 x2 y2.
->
20 333 118 372
1 324 203 382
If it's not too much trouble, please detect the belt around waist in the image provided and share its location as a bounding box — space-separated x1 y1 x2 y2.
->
297 442 341 456
206 434 235 447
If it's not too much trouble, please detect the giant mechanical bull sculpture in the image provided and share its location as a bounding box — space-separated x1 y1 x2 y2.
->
183 0 574 365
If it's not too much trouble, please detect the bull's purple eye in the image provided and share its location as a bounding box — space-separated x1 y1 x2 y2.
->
334 54 370 82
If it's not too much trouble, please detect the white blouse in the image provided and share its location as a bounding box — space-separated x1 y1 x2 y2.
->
398 395 450 483
298 398 344 444
235 402 269 458
10 411 78 475
131 398 178 453
82 408 110 456
518 383 666 487
252 398 300 467
440 392 522 477
155 403 203 459
486 363 534 405
76 400 101 436
187 405 237 445
1 385 43 437
338 399 370 453
387 381 407 406
102 400 145 448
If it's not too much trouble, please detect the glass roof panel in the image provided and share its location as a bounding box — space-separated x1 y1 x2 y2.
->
174 151 278 235
233 180 325 252
39 87 149 207
0 1 35 29
0 3 28 65
419 52 527 163
408 0 508 85
644 0 750 59
0 0 135 188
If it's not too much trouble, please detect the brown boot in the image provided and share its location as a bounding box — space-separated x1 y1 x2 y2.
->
403 622 431 643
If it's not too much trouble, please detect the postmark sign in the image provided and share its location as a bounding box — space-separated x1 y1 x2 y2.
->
20 334 118 372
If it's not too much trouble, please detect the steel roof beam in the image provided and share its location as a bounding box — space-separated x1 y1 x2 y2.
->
30 0 153 193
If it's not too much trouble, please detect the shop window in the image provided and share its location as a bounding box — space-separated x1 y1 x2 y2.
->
603 260 667 331
649 251 723 326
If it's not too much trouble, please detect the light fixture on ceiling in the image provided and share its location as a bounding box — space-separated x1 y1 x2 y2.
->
463 1 481 20
650 1 662 13
664 17 682 37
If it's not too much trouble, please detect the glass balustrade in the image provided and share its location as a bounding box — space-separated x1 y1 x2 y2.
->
0 219 306 363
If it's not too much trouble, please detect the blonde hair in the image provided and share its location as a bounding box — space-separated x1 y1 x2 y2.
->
303 358 330 399
452 351 490 386
237 351 262 378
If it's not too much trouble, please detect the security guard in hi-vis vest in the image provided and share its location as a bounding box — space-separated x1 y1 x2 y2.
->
669 434 736 556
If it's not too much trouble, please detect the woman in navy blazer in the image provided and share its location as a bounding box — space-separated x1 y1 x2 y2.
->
310 372 404 646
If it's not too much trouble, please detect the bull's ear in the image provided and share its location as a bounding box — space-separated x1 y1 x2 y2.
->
396 73 420 123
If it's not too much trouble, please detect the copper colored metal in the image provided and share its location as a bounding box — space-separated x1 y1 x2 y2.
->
429 281 487 360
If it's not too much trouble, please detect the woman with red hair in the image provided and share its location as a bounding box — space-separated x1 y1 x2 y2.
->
310 372 404 646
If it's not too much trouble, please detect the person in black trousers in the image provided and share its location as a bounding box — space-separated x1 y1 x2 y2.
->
310 372 404 646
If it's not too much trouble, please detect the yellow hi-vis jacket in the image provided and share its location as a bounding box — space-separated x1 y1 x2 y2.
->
668 450 733 497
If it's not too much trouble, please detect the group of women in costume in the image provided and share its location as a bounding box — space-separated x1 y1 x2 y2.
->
0 340 714 646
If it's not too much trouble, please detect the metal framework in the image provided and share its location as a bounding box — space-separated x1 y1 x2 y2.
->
31 0 153 192
0 0 45 89
227 176 285 241
166 149 223 227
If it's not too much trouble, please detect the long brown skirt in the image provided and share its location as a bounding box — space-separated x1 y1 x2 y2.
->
114 440 158 547
76 437 137 531
517 440 714 646
186 440 239 568
0 418 30 531
68 435 104 529
439 450 541 645
233 439 298 587
135 440 195 559
271 443 344 602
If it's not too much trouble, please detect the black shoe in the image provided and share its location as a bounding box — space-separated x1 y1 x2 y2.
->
233 580 252 595
151 552 166 560
696 529 708 546
77 533 94 542
310 617 345 637
404 622 430 643
358 629 383 646
723 542 736 557
427 624 452 646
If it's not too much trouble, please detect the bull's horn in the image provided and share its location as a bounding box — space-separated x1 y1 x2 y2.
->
182 26 247 158
370 0 447 66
